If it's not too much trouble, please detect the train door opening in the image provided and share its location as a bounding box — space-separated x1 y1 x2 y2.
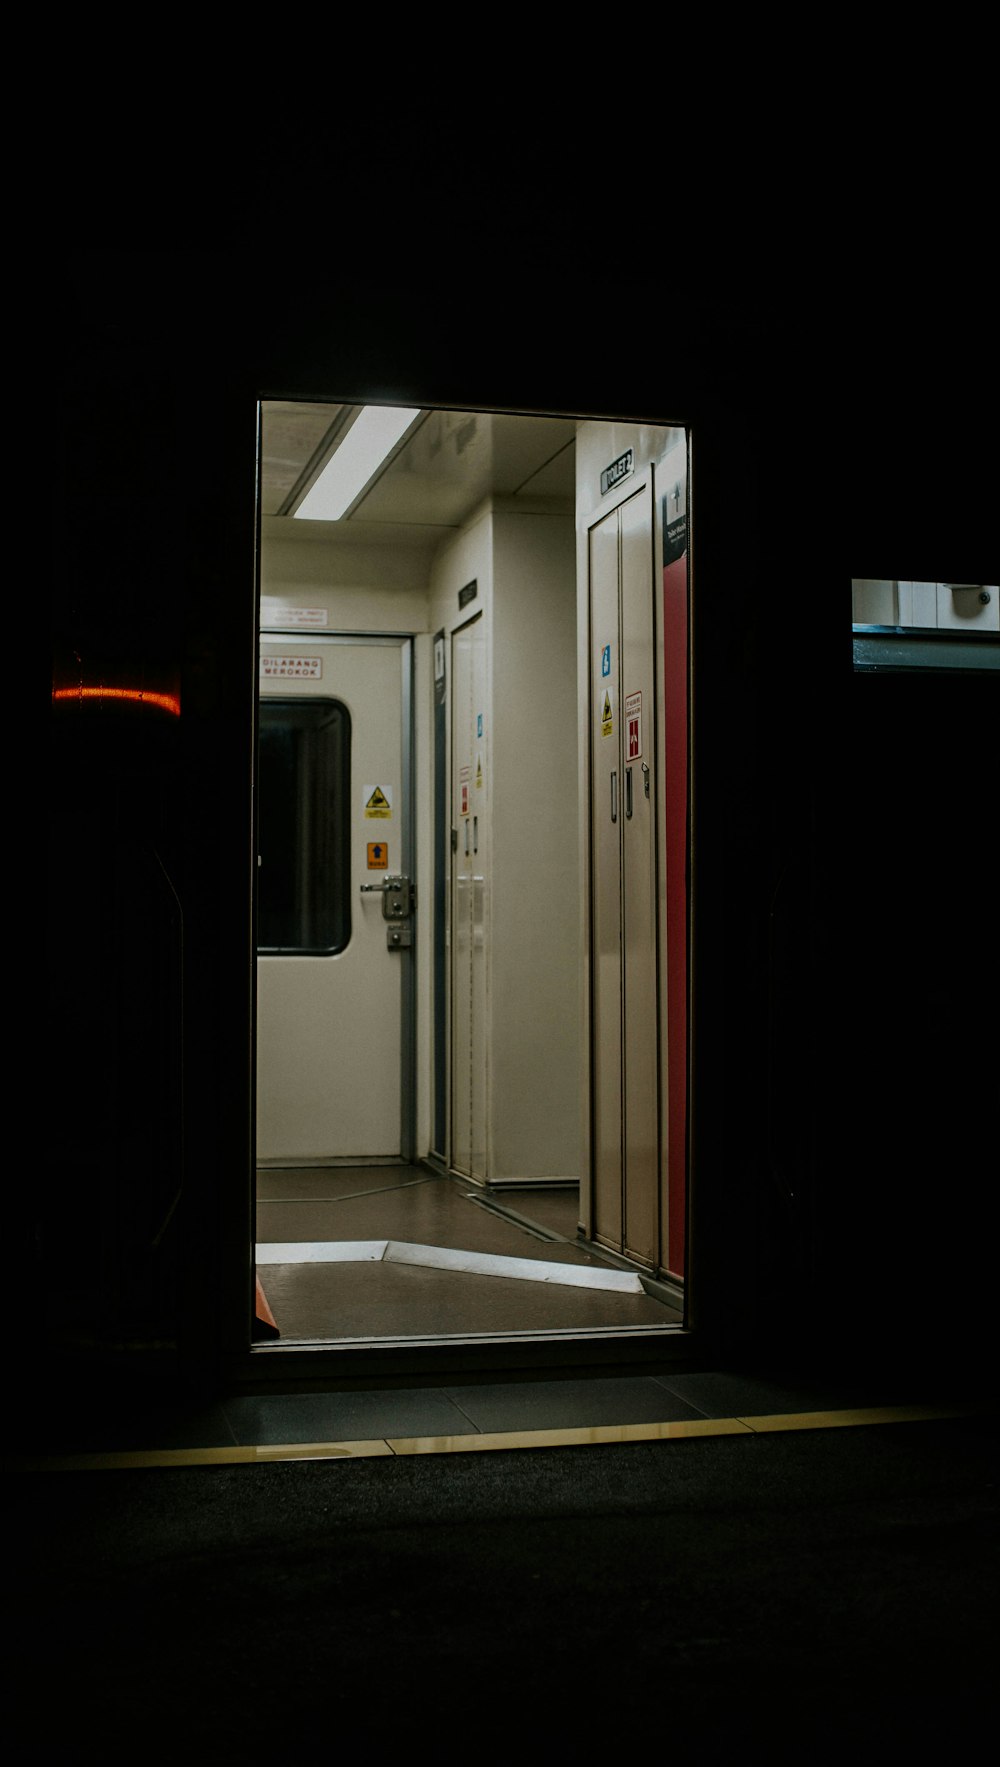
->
252 404 690 1349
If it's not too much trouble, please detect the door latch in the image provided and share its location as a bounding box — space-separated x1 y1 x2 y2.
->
380 874 413 921
361 874 414 917
360 874 415 946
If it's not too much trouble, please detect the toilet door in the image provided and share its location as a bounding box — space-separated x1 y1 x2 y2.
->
589 482 659 1265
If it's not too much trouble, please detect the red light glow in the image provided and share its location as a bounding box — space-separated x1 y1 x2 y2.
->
52 685 181 717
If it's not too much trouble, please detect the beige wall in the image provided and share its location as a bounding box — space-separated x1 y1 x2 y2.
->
490 508 579 1179
260 518 434 633
427 499 580 1182
260 497 582 1183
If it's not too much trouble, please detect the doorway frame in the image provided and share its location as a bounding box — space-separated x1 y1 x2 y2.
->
234 396 697 1387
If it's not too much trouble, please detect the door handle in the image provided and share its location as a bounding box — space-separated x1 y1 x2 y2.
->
625 767 633 819
611 771 618 823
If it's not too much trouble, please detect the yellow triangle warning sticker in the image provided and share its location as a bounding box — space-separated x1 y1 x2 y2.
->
601 689 613 736
364 785 392 818
476 755 483 787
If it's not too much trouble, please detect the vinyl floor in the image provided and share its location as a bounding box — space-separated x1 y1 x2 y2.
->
254 1163 682 1341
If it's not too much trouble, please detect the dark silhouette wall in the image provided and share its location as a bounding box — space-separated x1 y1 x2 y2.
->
40 242 996 1399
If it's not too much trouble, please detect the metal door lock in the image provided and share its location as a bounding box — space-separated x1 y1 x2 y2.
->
380 874 413 920
360 874 414 918
387 924 412 949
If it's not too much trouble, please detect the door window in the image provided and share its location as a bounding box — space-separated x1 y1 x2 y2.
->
257 699 351 953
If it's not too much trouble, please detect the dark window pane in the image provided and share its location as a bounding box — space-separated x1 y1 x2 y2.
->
257 700 351 953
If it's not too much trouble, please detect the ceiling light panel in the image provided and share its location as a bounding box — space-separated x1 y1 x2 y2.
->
294 406 422 521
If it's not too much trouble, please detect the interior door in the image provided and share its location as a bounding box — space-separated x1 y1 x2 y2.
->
589 482 659 1265
256 634 412 1164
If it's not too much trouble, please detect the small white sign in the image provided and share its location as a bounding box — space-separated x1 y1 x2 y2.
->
625 690 642 761
260 601 329 629
260 655 323 679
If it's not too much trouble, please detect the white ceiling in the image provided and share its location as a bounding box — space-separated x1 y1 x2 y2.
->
259 402 578 529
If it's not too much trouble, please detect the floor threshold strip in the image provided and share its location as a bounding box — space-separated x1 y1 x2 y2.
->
255 1240 645 1293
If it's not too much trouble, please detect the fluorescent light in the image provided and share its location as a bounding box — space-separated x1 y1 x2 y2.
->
293 406 421 520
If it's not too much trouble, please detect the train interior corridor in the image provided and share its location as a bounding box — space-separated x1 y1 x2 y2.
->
253 403 690 1349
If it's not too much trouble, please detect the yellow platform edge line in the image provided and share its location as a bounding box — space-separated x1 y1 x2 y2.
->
737 1403 977 1433
14 1402 981 1471
13 1439 395 1471
386 1417 753 1455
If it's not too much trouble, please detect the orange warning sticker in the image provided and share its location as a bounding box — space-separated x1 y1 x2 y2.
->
367 842 389 870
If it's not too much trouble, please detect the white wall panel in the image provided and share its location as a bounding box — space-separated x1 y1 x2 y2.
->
898 580 940 627
852 578 898 624
260 520 433 634
428 501 579 1185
